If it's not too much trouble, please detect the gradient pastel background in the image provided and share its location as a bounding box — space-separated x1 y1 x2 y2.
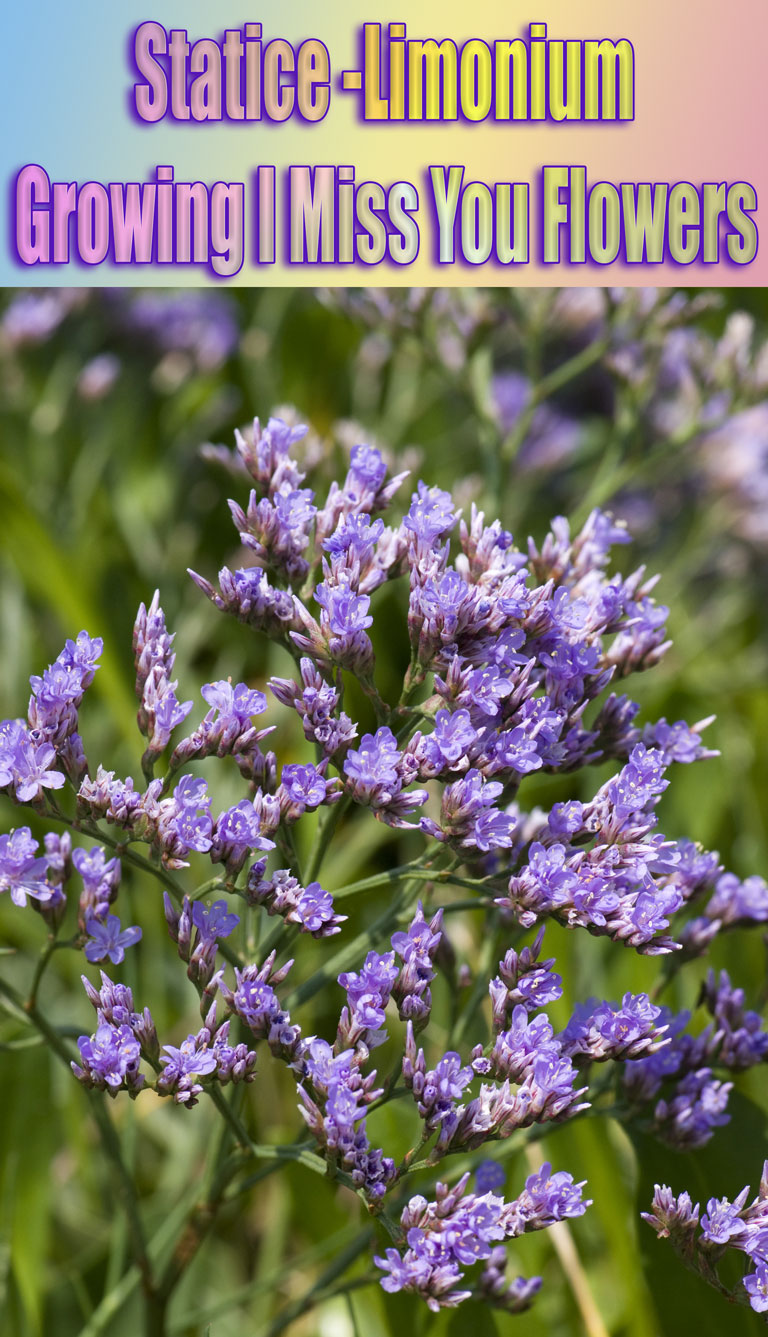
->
2 0 766 285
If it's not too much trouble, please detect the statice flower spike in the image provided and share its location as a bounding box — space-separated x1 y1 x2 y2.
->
132 592 192 766
169 680 274 774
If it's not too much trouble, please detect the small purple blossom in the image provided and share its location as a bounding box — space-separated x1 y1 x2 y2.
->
84 914 143 965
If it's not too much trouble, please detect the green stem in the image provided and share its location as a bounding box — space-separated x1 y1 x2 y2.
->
27 933 77 1009
0 976 156 1305
304 794 352 883
206 1086 329 1179
258 1230 375 1337
332 863 489 903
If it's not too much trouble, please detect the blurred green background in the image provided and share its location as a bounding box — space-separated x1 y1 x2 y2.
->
0 286 768 1337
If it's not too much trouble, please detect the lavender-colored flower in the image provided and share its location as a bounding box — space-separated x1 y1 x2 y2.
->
269 657 357 756
229 485 316 583
561 993 665 1064
391 902 443 1028
73 1022 144 1094
700 1195 748 1245
294 883 344 935
744 1263 768 1313
191 899 240 943
375 1166 588 1312
338 949 398 1044
189 564 302 642
209 798 276 875
516 1162 591 1228
4 732 66 803
84 914 142 965
294 574 375 677
278 762 339 821
422 768 516 853
157 1029 220 1106
403 481 459 544
343 727 428 827
0 827 54 906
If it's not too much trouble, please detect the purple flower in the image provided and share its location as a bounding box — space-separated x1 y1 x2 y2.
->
73 1022 143 1092
403 482 458 543
700 1196 747 1245
0 827 53 906
344 727 428 827
210 798 276 874
279 762 333 816
269 657 357 756
518 1162 590 1227
744 1263 768 1313
84 914 142 965
295 883 344 935
191 899 240 943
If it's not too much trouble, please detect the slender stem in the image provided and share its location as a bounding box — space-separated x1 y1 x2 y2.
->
500 335 611 462
206 1086 329 1179
0 976 156 1306
304 794 352 884
27 933 77 1009
332 863 490 903
154 1108 244 1307
257 1230 375 1337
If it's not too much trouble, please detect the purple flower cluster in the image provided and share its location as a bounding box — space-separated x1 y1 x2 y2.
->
73 844 121 930
624 970 768 1148
269 657 357 756
560 993 665 1064
391 902 443 1029
499 745 685 955
343 727 428 828
164 894 240 987
375 1163 589 1312
277 761 341 823
246 867 346 937
337 949 399 1050
73 972 158 1096
218 951 304 1069
1 631 103 799
643 1163 768 1314
133 593 192 765
488 928 564 1027
0 827 56 907
229 483 317 584
298 1037 396 1199
189 564 301 643
404 999 588 1157
157 1020 257 1106
78 768 277 873
6 402 768 1325
170 679 274 784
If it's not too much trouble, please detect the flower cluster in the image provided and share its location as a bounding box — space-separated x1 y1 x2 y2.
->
1 631 102 800
623 970 768 1148
3 404 768 1327
643 1163 768 1314
246 867 346 937
375 1163 590 1311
